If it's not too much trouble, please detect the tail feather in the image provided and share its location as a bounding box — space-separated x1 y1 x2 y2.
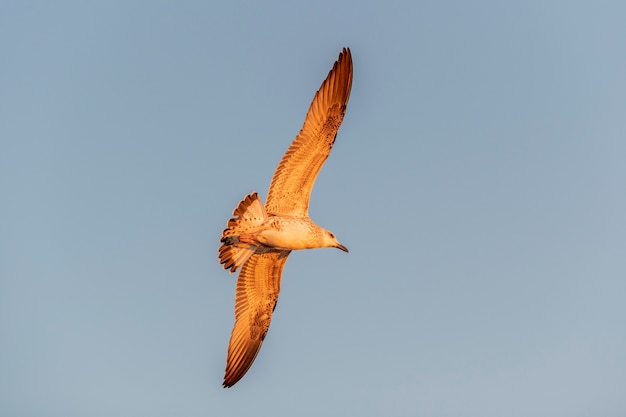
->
219 192 266 273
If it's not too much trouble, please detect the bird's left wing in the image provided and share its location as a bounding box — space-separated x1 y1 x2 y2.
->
223 249 291 387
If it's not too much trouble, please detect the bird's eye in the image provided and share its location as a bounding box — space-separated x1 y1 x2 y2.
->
329 233 335 238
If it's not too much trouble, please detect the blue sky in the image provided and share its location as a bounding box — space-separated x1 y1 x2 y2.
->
1 1 625 416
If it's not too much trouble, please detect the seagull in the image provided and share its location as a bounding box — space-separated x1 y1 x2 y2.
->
218 48 353 387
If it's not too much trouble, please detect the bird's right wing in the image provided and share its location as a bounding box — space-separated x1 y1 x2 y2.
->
265 48 352 217
223 249 291 387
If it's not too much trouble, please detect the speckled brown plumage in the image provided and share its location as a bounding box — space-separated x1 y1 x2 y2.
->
219 48 352 388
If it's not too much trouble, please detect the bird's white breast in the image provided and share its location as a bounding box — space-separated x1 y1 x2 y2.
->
255 216 320 250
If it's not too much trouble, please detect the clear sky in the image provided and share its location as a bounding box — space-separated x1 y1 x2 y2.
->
2 1 625 416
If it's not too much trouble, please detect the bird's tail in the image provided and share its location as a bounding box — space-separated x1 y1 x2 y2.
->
219 192 266 273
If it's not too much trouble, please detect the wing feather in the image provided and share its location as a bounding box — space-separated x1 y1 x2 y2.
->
222 250 291 388
265 48 353 216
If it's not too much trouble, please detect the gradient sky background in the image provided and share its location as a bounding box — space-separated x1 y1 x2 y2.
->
2 1 626 416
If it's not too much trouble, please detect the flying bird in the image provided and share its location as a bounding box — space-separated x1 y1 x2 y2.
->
218 48 353 387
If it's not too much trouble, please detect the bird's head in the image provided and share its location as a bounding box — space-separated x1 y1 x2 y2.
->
322 229 349 253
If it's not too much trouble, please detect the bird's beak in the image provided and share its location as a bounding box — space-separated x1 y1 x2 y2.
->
335 243 349 253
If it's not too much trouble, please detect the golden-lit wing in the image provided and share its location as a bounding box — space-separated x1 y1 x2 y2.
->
223 249 291 388
265 48 353 217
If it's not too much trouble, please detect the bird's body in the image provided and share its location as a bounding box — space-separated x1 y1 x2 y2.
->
248 215 340 251
218 48 353 387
